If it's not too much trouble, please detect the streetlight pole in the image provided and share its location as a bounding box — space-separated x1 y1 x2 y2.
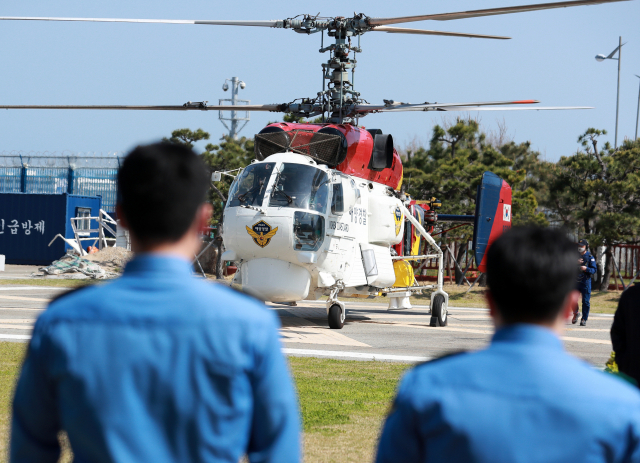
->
635 74 640 141
615 36 621 148
595 37 625 149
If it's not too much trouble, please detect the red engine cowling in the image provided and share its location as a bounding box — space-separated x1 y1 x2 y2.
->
257 122 403 191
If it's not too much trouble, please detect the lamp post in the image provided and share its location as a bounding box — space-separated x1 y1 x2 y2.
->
635 74 640 141
595 37 625 149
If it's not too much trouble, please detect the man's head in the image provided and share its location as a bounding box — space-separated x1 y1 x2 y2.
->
117 142 211 254
578 239 588 255
486 226 579 329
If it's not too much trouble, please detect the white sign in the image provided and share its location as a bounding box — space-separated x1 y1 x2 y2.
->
503 204 511 223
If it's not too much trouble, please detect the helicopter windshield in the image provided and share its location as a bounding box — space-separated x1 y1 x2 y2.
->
227 162 275 208
268 163 329 213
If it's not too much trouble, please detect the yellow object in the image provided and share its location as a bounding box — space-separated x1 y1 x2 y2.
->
393 260 415 287
410 209 423 256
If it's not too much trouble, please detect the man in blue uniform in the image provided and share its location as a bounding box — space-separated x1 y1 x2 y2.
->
376 227 640 463
11 143 300 463
573 239 597 326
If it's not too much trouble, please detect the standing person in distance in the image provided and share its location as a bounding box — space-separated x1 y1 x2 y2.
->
11 142 300 463
573 239 597 326
376 227 640 463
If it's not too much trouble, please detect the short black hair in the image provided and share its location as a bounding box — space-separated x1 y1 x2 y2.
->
486 226 577 324
117 142 209 243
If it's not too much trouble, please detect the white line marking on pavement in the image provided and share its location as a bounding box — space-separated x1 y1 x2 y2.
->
0 334 31 340
0 307 46 311
0 324 32 330
283 348 430 362
0 295 51 302
561 336 611 345
0 286 65 291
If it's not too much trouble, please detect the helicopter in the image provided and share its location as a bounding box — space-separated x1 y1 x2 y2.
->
0 0 630 329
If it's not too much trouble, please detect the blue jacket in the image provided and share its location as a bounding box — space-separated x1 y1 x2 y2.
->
376 324 640 463
11 255 300 463
578 250 597 290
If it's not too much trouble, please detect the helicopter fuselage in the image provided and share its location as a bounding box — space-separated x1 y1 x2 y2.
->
222 151 405 303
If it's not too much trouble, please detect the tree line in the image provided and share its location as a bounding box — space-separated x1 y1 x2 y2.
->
165 117 640 291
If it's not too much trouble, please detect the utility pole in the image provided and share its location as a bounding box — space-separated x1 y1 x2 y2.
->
219 77 250 140
615 36 621 149
635 74 640 141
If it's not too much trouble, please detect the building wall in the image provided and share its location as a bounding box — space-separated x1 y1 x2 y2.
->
0 193 101 265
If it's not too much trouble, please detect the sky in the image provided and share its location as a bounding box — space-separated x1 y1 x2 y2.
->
0 0 638 161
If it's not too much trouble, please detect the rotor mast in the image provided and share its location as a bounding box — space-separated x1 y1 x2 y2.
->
277 15 370 124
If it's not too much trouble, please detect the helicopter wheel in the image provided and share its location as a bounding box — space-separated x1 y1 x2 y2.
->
429 294 448 327
328 304 345 329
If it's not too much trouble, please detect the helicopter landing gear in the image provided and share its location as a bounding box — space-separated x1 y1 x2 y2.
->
327 288 346 329
430 291 448 327
328 303 345 329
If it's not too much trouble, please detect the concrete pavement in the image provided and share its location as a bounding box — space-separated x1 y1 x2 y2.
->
0 285 614 367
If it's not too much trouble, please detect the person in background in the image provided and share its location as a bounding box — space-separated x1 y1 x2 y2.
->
11 142 300 463
611 282 640 387
573 239 597 326
376 227 640 463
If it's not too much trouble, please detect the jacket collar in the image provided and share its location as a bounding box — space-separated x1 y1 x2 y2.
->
123 254 193 277
492 324 564 351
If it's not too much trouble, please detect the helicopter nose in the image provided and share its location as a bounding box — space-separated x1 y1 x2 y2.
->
241 258 311 302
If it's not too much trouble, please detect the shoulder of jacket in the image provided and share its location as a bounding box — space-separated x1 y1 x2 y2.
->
48 284 95 305
415 350 469 369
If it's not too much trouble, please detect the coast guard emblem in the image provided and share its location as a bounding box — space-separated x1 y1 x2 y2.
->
246 220 278 248
394 207 403 236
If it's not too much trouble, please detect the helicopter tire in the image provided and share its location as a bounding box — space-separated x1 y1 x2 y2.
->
429 294 448 327
328 304 345 329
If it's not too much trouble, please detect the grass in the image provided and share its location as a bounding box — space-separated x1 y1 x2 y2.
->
0 343 408 463
0 343 24 462
290 357 408 462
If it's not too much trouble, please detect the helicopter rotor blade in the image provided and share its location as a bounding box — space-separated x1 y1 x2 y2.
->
0 104 284 111
369 0 630 26
372 26 510 40
355 99 541 112
376 106 594 112
0 16 279 27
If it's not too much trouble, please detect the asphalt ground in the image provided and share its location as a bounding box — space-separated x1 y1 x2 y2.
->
0 285 614 368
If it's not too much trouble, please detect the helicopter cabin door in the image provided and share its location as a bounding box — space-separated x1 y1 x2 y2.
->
327 176 367 287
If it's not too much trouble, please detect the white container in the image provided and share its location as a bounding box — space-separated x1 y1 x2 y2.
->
0 254 5 271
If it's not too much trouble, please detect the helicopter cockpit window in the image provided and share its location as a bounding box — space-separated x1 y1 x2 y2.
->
293 212 325 252
268 163 329 213
227 162 275 208
331 183 344 214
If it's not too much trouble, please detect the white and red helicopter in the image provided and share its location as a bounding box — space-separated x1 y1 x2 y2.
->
0 0 629 328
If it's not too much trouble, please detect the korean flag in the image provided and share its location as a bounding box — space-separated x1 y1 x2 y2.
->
503 204 511 223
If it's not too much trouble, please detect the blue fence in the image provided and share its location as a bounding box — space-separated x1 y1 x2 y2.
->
0 155 122 214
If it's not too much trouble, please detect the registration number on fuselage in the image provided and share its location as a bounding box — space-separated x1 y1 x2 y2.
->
329 221 349 232
349 207 367 225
